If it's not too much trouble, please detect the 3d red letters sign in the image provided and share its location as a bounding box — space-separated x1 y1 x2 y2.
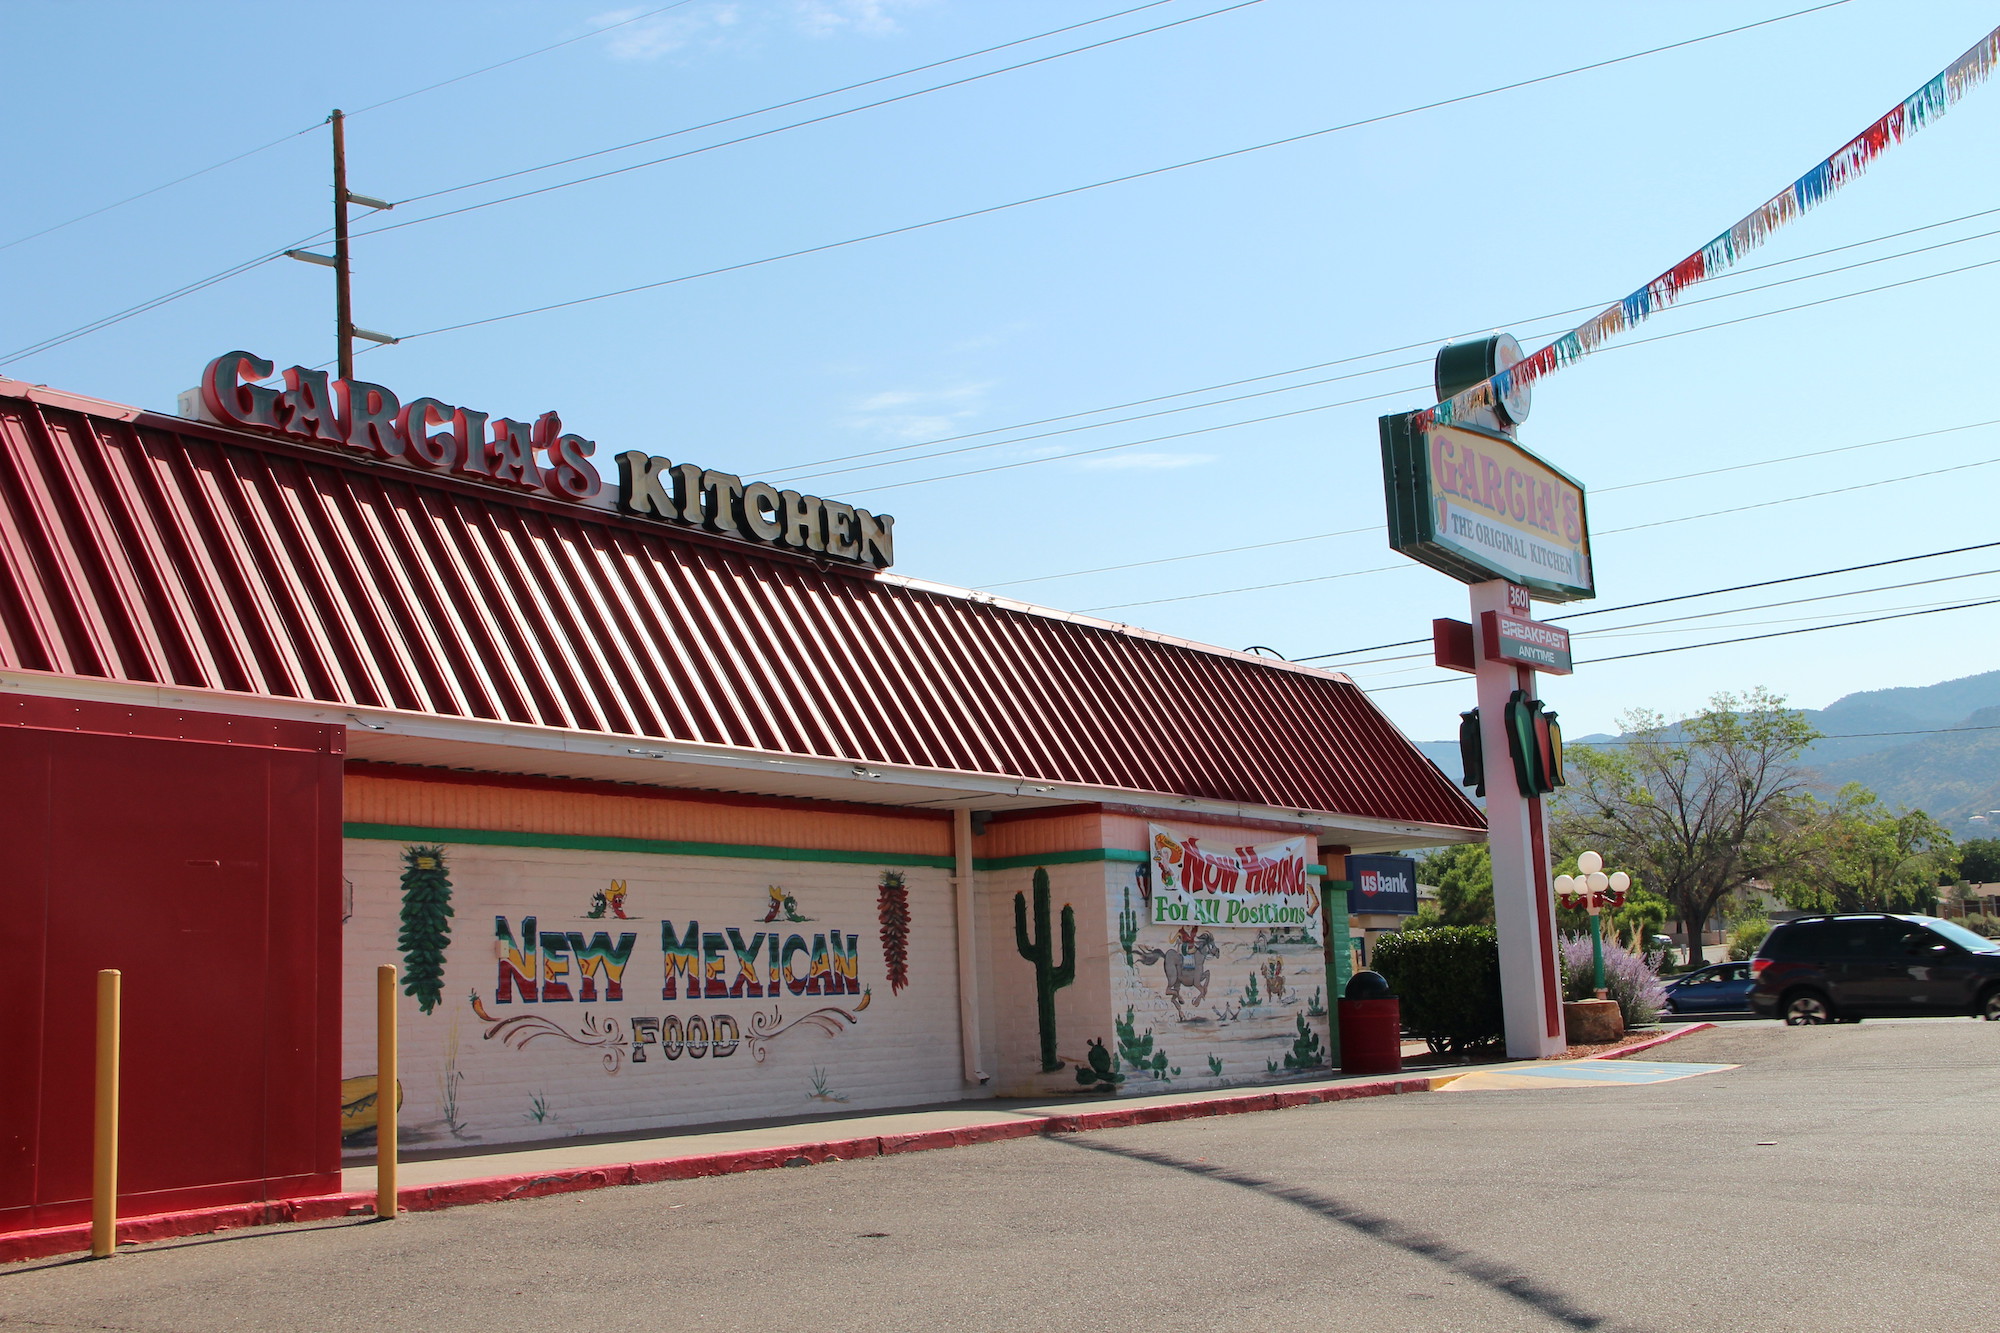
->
196 351 896 569
200 350 601 500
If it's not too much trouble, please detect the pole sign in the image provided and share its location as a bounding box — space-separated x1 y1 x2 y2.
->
191 351 895 569
1380 416 1593 602
1346 854 1419 916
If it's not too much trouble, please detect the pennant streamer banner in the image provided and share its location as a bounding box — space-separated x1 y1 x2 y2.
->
1421 25 2000 430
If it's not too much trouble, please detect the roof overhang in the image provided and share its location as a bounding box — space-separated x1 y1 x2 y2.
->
1 668 1483 854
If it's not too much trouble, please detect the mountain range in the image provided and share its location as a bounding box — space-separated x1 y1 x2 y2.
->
1413 669 2000 838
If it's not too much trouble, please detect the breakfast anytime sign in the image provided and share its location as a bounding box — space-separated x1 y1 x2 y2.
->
1148 825 1315 928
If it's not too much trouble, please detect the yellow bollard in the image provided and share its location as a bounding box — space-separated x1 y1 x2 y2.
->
91 969 121 1258
376 964 398 1219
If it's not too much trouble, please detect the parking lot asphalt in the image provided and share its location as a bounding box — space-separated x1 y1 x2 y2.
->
6 1018 1997 1332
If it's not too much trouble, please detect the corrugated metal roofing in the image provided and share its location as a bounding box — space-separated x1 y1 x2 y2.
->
0 382 1481 831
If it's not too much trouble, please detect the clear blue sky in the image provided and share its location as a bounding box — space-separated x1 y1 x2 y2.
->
4 0 1995 743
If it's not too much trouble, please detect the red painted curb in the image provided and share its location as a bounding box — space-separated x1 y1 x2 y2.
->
1589 1022 1719 1060
3 1072 1443 1264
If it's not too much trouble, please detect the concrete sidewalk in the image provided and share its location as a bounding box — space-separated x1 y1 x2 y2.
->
339 1067 1451 1195
4 1023 1712 1264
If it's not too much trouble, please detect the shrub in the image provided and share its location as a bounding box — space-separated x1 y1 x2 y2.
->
1726 920 1771 961
1370 925 1503 1055
1557 933 1668 1030
1956 913 2000 939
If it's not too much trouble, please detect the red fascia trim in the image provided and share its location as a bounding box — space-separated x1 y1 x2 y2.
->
342 759 953 822
975 803 1106 827
0 692 344 755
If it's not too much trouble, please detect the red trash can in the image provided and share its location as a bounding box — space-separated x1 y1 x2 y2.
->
1337 997 1403 1075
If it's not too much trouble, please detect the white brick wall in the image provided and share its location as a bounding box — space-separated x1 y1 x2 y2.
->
342 840 967 1154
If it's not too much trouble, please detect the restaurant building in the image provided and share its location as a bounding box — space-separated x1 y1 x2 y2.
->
0 356 1482 1237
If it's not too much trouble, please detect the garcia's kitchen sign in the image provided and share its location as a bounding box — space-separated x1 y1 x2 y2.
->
193 351 894 568
1148 824 1315 928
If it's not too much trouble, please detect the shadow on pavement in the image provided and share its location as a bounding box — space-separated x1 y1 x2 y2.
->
1053 1135 1646 1333
1 1217 381 1276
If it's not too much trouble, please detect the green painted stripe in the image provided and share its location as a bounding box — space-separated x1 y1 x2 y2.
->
341 824 1324 879
342 823 953 869
972 848 1147 872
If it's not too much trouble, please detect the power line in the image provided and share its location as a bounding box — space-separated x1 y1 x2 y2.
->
788 357 1433 487
1315 568 2000 668
0 0 1879 369
845 382 1433 499
0 2 700 255
793 218 2000 490
865 253 2000 505
984 525 1382 590
378 1 1240 221
0 2 1207 365
776 201 2000 481
1567 724 2000 745
387 1 1853 344
989 420 2000 593
1298 540 2000 662
1362 596 2000 692
1087 437 2000 615
1599 451 2000 535
345 2 701 118
1586 596 2000 664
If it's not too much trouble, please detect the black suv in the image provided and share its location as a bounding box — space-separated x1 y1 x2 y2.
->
1751 914 2000 1025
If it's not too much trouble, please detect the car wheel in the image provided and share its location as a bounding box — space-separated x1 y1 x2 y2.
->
1980 989 2000 1022
1783 991 1834 1026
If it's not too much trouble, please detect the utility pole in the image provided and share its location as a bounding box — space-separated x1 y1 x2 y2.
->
287 110 398 372
332 109 354 380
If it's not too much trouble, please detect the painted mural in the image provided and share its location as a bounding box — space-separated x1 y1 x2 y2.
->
341 841 961 1152
1105 825 1333 1091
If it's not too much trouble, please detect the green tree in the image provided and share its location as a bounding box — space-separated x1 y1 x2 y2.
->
1416 843 1493 926
1958 838 2000 885
397 845 455 1015
1772 785 1955 914
1554 689 1818 965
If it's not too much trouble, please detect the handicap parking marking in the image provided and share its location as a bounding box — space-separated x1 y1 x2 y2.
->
1439 1059 1736 1092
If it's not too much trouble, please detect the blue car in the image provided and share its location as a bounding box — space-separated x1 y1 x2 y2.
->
1663 961 1756 1014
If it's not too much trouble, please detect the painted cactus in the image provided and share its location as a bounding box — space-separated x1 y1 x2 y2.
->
1074 1037 1124 1092
1014 867 1076 1072
1118 885 1139 966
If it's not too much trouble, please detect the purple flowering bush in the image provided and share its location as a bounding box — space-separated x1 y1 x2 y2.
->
1559 932 1668 1029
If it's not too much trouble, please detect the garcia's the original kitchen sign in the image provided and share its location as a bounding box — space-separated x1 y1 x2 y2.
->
1379 414 1591 602
194 351 894 568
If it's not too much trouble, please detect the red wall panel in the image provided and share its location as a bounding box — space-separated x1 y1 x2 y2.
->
0 694 343 1234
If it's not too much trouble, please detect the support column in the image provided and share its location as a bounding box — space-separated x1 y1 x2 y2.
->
1319 845 1352 1064
952 807 988 1084
1470 579 1567 1058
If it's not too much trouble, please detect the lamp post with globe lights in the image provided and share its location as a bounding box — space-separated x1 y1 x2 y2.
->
1554 851 1629 999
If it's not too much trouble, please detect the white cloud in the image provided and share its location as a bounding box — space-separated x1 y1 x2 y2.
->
791 0 925 39
855 382 989 412
594 3 740 61
846 380 988 442
1074 452 1215 471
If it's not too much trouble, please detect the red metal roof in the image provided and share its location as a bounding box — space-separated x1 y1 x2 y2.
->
0 381 1481 831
